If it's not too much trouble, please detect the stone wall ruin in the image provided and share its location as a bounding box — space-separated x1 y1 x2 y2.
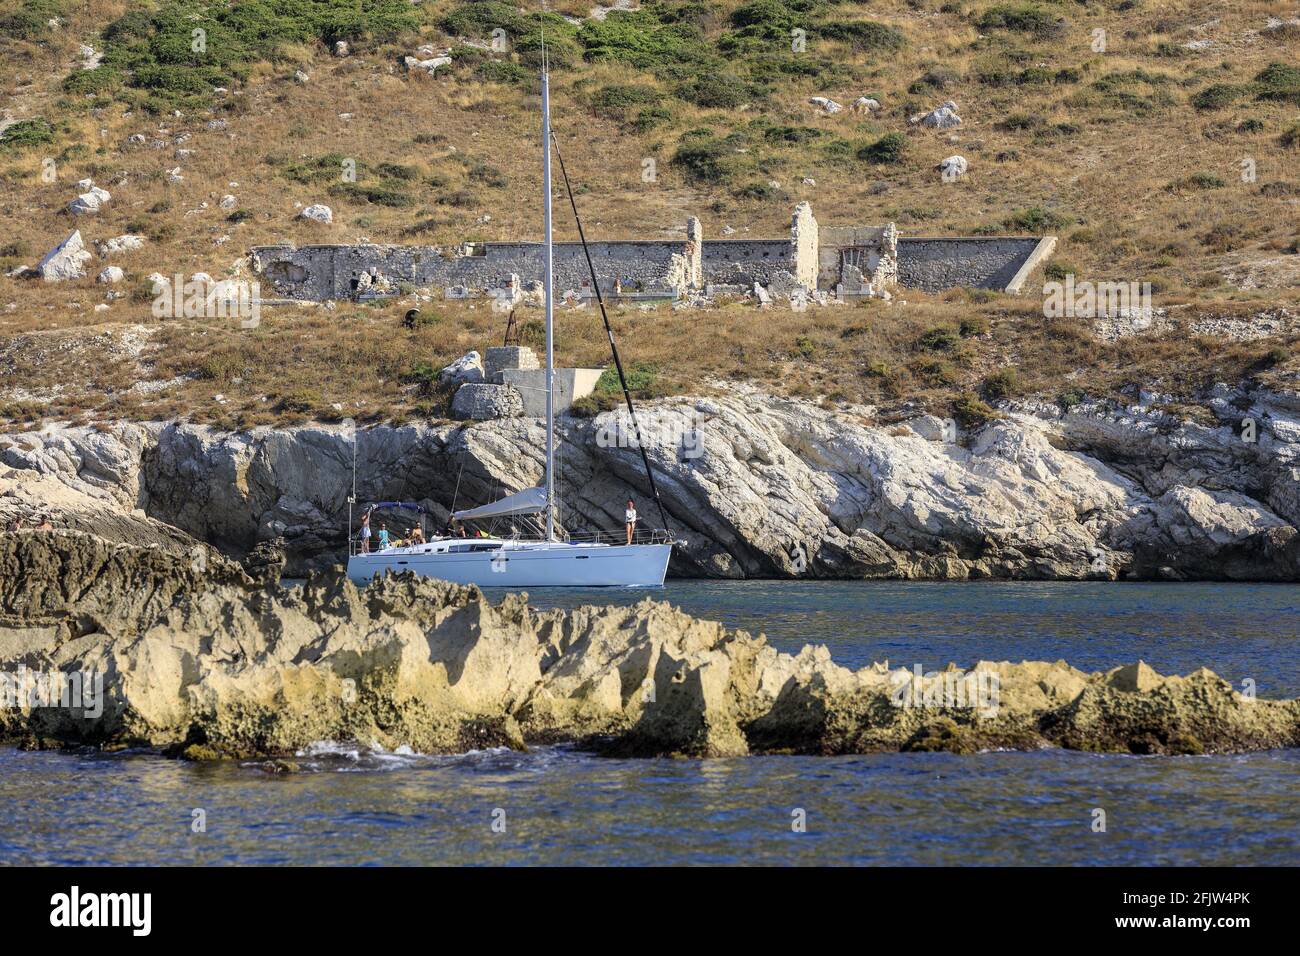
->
250 204 1052 304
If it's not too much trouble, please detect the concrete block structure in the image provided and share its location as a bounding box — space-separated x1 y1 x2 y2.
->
502 367 604 417
249 204 1053 303
466 345 602 416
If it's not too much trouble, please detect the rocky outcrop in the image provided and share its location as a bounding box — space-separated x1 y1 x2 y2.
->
2 533 1296 759
4 384 1298 579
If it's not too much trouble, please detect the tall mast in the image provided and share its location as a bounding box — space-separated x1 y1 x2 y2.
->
541 57 556 542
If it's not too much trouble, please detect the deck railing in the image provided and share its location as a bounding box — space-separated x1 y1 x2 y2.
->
348 526 675 555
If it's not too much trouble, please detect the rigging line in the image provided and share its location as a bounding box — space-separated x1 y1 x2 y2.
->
548 131 673 536
450 454 465 516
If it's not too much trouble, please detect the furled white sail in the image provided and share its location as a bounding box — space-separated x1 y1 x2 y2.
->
452 486 547 521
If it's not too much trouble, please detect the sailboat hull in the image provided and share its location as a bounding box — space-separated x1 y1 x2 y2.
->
347 541 671 588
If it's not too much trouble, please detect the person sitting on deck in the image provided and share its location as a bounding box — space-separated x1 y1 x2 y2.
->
409 526 425 546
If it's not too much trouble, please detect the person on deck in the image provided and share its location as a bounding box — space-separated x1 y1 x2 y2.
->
409 526 425 545
359 512 372 553
378 523 391 550
625 498 638 546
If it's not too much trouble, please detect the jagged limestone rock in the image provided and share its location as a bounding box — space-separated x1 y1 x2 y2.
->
3 384 1299 579
1 533 1297 760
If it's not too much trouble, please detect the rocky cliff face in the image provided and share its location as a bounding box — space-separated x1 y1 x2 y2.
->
2 533 1296 759
2 382 1297 580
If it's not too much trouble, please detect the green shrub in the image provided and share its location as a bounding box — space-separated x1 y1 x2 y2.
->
1165 171 1225 192
1044 261 1073 282
1254 63 1300 104
329 181 415 207
591 84 660 117
678 72 767 108
1191 83 1246 110
981 369 1019 400
734 181 777 200
1281 123 1300 149
997 112 1042 131
728 0 798 36
918 326 960 351
910 66 960 93
1056 388 1085 411
763 125 823 144
959 315 989 336
1004 206 1071 232
467 161 508 189
82 0 422 111
62 67 125 96
579 9 712 73
975 5 1066 39
631 105 674 132
0 118 55 152
952 393 1000 429
857 132 907 164
475 60 530 85
399 362 440 397
274 388 320 414
817 20 906 52
595 361 661 398
672 135 745 183
1 0 65 39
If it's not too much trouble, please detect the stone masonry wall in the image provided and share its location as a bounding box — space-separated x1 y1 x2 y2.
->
896 237 1046 292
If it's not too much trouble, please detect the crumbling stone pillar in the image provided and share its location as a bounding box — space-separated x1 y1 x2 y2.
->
790 202 819 289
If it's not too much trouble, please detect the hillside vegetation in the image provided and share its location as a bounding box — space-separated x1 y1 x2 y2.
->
0 0 1297 429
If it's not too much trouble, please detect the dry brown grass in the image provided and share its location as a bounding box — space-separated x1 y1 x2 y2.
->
1 0 1298 428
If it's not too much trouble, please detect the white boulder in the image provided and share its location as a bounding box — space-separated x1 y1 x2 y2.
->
937 155 969 180
37 230 93 281
300 204 333 224
911 101 963 128
68 185 110 215
853 97 881 113
96 235 146 257
809 96 843 114
404 54 453 74
97 266 125 284
439 350 485 386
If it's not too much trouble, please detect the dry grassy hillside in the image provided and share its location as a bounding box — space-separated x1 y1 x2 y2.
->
0 0 1297 429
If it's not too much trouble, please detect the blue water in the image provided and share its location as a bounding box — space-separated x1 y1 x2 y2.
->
3 581 1299 866
490 580 1300 697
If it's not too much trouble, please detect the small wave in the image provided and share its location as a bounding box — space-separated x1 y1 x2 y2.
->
238 740 587 774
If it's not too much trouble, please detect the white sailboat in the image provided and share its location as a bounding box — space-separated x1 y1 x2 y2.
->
346 61 674 588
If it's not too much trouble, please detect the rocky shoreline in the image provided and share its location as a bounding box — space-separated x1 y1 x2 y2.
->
1 532 1296 760
1 382 1298 581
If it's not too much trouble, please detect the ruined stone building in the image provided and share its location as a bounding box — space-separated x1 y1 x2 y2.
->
250 202 1055 304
